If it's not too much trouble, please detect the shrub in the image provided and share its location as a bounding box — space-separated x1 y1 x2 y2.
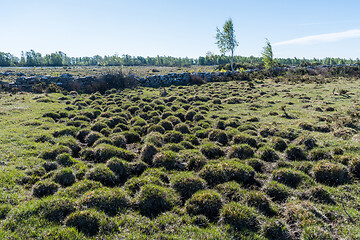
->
208 129 228 145
93 143 135 162
199 159 255 186
349 158 360 179
271 137 287 152
81 187 130 216
215 181 246 202
273 168 312 188
220 202 259 231
121 131 141 144
164 131 184 143
171 172 207 200
136 184 180 218
85 165 117 187
247 158 265 173
233 133 257 147
262 219 292 240
32 181 59 198
92 137 113 147
77 129 91 143
109 133 127 148
56 153 77 167
166 116 181 126
193 114 205 121
185 189 223 221
227 144 254 159
185 110 196 121
313 160 349 186
54 168 76 187
65 209 104 236
139 144 158 164
285 146 306 161
200 143 225 159
263 181 291 203
153 151 183 170
125 175 165 195
85 131 103 146
178 149 207 171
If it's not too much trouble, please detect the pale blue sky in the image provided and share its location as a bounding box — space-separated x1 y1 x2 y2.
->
1 0 360 59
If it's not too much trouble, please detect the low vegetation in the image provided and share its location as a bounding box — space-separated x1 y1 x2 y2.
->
0 68 359 239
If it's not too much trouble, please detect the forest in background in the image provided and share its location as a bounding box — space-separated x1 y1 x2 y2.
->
0 50 359 68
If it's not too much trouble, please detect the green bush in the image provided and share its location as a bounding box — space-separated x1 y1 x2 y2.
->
53 126 79 138
227 144 254 159
125 175 165 195
153 151 183 170
199 159 255 186
91 122 109 132
185 110 196 121
93 143 135 162
139 144 158 164
81 187 130 216
54 168 76 187
185 189 223 221
220 202 259 231
285 146 306 161
263 181 291 203
43 161 58 172
147 124 166 134
258 146 279 162
56 153 77 167
200 143 225 159
208 129 228 145
273 168 312 188
171 172 207 200
39 145 72 160
313 160 349 186
247 158 265 173
85 165 117 187
262 219 292 240
165 116 181 126
105 157 127 179
178 149 207 171
32 181 59 198
159 120 173 131
136 184 180 218
308 148 332 161
65 209 105 236
164 131 184 143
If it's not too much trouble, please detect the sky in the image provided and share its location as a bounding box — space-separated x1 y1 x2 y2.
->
1 0 360 59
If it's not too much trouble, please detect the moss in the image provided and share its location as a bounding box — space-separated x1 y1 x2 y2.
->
185 189 223 221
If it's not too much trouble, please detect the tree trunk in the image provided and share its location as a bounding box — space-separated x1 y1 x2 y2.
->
231 50 234 72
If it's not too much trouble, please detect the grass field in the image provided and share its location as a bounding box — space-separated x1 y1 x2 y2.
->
0 73 359 239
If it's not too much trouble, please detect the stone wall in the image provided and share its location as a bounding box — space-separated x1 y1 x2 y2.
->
1 71 234 92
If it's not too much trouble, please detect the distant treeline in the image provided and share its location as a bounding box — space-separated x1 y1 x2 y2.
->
0 50 359 67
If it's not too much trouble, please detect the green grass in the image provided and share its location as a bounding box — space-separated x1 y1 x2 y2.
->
0 75 359 239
